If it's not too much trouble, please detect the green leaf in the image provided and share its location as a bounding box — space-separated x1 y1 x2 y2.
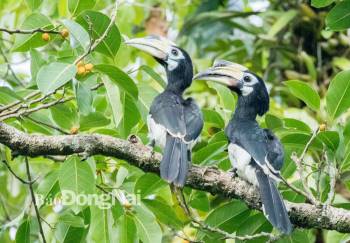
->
326 0 350 31
265 114 283 130
76 81 93 115
285 80 320 111
316 131 339 151
118 92 140 137
59 156 95 209
283 118 311 133
193 141 227 165
116 166 129 188
36 169 59 205
95 65 138 100
116 215 138 243
311 0 334 8
16 220 30 243
236 213 272 242
267 10 297 37
326 70 350 119
37 62 77 94
30 49 46 81
189 191 210 212
50 103 78 130
139 65 166 88
134 173 167 198
202 109 225 128
13 13 53 52
25 0 43 10
79 112 110 131
55 222 85 243
132 205 162 243
143 199 183 229
61 19 90 51
76 10 121 57
59 213 85 227
102 76 123 128
69 0 96 16
88 206 114 243
0 87 23 104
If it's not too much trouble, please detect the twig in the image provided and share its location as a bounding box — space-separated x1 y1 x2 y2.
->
0 27 60 35
279 176 310 199
0 45 24 86
0 91 40 113
324 152 337 206
1 160 34 184
25 157 46 243
291 128 320 205
173 230 203 243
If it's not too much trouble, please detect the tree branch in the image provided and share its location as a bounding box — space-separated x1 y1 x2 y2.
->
0 122 350 233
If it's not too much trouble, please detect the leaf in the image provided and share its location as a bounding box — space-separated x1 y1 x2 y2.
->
326 0 350 31
283 118 311 133
59 156 95 208
59 213 85 227
55 222 86 243
79 112 110 131
36 169 59 205
13 13 53 52
116 166 129 188
189 191 210 212
132 205 162 243
265 114 283 130
61 19 90 51
50 103 78 130
316 131 340 151
26 0 43 10
0 87 23 104
88 206 114 243
311 0 334 8
95 65 138 99
76 10 121 57
202 109 225 128
267 10 297 37
193 141 227 165
118 92 140 137
69 0 96 16
16 220 30 243
139 65 166 88
326 70 350 119
116 215 138 243
285 80 320 111
102 77 123 127
134 173 167 198
30 49 46 81
236 213 272 242
76 81 93 115
37 62 77 94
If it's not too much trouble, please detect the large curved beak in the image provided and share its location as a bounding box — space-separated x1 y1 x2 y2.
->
125 35 173 60
193 61 247 88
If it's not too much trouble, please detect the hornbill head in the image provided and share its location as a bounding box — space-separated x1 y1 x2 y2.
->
125 35 193 91
193 60 269 116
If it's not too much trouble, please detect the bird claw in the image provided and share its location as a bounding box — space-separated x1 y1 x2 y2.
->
228 168 238 177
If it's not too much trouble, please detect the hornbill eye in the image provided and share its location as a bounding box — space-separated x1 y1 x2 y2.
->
171 49 178 56
244 75 251 82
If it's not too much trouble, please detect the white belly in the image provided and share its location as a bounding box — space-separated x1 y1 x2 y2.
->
228 143 258 186
147 115 167 148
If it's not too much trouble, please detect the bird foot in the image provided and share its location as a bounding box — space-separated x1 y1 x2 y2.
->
228 168 238 177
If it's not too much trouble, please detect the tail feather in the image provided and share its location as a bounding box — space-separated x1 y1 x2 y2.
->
256 167 293 234
160 133 189 187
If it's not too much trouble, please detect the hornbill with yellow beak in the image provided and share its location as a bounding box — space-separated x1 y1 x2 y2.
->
193 60 292 234
126 36 203 187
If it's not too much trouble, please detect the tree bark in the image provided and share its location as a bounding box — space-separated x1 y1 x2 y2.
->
1 122 350 233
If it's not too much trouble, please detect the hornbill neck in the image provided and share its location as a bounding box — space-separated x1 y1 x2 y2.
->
164 65 193 95
233 95 264 121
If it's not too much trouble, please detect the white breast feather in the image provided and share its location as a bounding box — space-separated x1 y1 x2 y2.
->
147 115 167 148
228 143 258 185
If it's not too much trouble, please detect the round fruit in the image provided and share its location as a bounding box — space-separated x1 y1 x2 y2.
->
70 126 79 134
77 66 86 75
85 63 94 72
42 33 50 41
61 28 69 38
319 123 326 132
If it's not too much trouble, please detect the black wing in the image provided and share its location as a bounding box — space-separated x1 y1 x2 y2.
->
150 92 202 141
234 124 284 173
183 98 203 142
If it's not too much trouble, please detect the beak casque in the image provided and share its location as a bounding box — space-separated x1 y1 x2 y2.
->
193 60 248 88
125 35 175 60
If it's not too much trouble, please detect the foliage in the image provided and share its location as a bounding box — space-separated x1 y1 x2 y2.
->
0 0 349 242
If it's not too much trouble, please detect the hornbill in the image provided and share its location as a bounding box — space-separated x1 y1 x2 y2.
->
126 36 203 187
193 60 293 234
